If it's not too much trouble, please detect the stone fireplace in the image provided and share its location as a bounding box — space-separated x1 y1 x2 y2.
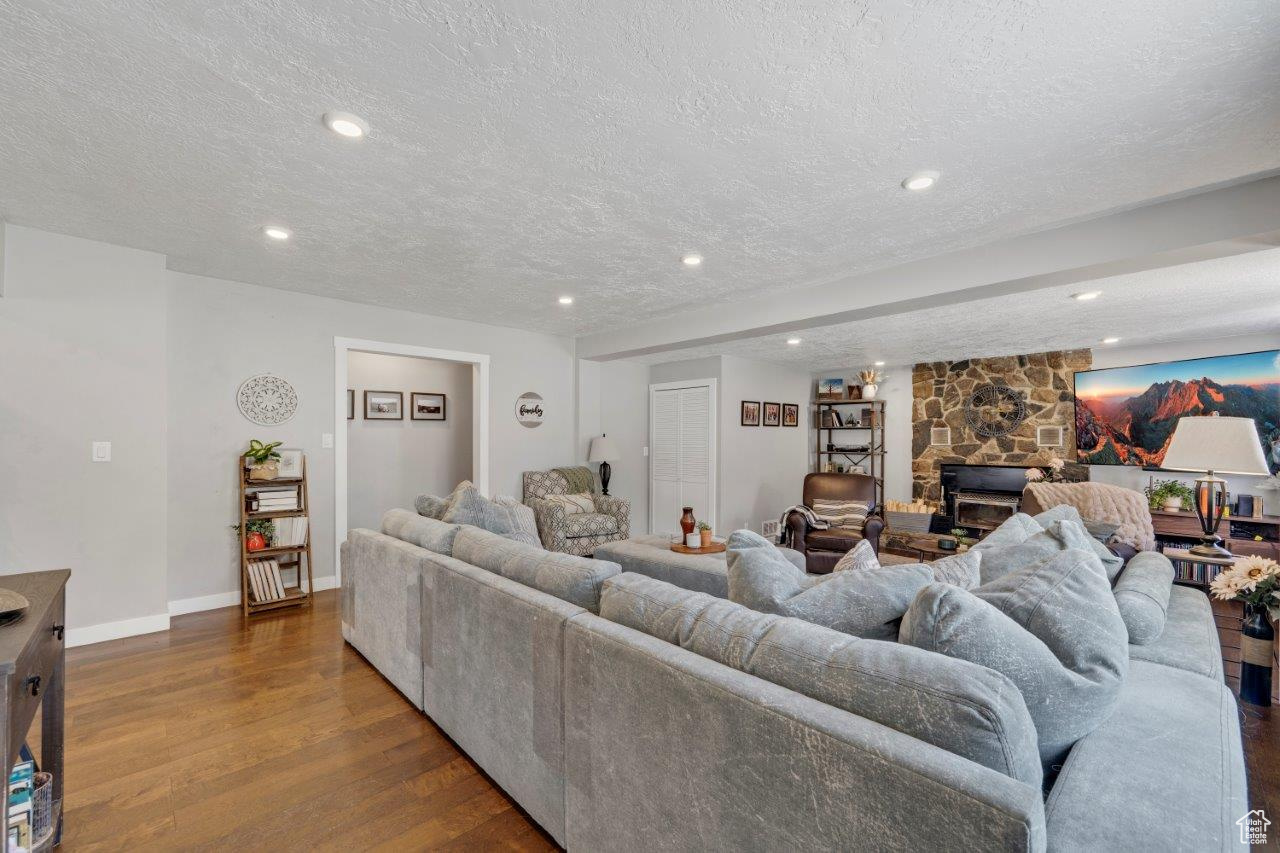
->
911 349 1091 503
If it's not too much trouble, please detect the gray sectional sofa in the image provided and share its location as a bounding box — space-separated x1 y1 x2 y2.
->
342 509 1248 851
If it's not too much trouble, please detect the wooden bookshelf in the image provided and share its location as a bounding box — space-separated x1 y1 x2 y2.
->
238 458 314 617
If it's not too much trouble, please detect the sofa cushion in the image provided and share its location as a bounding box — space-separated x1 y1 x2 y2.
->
599 573 1042 787
1031 505 1126 580
491 496 541 546
1044 660 1246 852
804 527 865 552
972 515 1123 584
834 539 982 591
900 548 1129 772
1112 551 1175 645
452 525 620 612
1128 585 1223 681
440 482 542 544
380 508 462 556
564 512 619 538
727 530 932 640
810 498 870 530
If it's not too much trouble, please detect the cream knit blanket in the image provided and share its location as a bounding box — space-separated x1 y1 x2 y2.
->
1023 481 1156 551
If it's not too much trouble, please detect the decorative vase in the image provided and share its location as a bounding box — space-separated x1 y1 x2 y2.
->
248 461 279 481
680 507 696 536
1162 497 1182 511
1241 602 1274 706
861 384 878 400
246 532 268 552
700 529 713 548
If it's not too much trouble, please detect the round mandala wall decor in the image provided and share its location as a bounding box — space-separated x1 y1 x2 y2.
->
237 374 299 426
964 383 1028 438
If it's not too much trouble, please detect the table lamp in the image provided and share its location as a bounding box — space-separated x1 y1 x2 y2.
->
588 434 620 496
1161 414 1270 557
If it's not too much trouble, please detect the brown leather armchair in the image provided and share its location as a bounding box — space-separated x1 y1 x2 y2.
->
786 473 883 574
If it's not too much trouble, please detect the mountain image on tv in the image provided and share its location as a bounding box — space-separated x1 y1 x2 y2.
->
1074 349 1280 473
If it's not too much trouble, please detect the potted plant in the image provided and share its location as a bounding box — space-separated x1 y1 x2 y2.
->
698 521 713 548
1146 478 1195 512
233 519 276 551
859 368 882 400
1209 555 1280 705
243 439 283 480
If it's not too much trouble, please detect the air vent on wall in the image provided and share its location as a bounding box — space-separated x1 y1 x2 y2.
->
1037 425 1065 447
930 427 951 446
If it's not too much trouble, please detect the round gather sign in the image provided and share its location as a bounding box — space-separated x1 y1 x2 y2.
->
515 392 545 428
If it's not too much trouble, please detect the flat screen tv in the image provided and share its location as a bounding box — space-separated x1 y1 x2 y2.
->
1074 349 1280 473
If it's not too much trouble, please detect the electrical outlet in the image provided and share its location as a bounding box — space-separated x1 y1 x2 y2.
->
91 441 111 462
321 433 334 449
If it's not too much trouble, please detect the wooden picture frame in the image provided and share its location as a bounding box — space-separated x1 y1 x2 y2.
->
741 400 761 426
347 389 355 420
782 403 799 427
363 390 403 420
411 392 447 421
762 402 781 427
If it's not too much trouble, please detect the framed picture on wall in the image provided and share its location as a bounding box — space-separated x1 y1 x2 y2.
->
347 389 355 420
741 400 761 426
817 378 845 400
277 448 304 478
411 392 447 421
763 402 781 426
782 403 799 427
364 390 403 420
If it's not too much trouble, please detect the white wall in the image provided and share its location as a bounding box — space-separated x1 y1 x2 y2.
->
719 356 810 533
1 224 578 638
0 226 171 644
346 351 473 532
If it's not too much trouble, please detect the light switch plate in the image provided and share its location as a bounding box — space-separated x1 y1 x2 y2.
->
321 433 334 449
91 441 112 462
643 446 649 457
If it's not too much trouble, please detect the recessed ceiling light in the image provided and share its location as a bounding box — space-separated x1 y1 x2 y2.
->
874 361 886 366
323 110 369 139
786 338 801 345
1101 336 1121 344
263 226 291 241
1072 291 1102 301
901 170 940 191
681 254 703 267
558 296 574 305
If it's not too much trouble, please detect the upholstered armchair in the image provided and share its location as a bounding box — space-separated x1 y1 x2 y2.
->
522 466 631 556
785 473 883 574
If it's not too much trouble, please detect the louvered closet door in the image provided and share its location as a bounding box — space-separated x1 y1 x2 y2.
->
650 384 714 534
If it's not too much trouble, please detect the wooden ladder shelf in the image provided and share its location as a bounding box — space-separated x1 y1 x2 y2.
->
238 457 315 616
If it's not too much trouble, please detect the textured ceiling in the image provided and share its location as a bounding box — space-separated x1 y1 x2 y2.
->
2 1 1280 335
629 248 1280 369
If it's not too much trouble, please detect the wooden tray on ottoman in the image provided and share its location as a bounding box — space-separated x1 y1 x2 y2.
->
670 542 726 555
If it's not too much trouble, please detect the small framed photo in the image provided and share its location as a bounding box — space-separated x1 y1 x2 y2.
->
763 402 781 427
277 448 304 478
741 400 761 426
364 390 403 420
817 377 845 400
782 403 799 427
347 389 355 420
412 392 447 421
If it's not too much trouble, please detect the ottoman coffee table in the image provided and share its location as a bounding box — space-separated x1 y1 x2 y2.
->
593 534 806 599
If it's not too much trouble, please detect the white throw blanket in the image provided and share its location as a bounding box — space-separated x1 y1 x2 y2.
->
1023 481 1156 551
778 504 829 546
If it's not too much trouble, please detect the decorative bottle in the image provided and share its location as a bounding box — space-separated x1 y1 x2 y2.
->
1241 602 1274 706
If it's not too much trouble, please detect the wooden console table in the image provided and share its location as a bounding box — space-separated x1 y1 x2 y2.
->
0 570 69 850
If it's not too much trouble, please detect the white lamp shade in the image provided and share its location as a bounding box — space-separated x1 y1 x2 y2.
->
1161 416 1270 476
588 435 620 463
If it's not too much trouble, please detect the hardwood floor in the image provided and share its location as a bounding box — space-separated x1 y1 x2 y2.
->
44 589 1278 850
55 591 556 851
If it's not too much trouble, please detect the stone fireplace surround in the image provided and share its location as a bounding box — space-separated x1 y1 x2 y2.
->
912 349 1091 503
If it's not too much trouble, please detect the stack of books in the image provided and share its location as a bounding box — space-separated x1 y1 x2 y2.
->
253 488 299 513
273 516 308 547
247 559 288 602
8 760 34 850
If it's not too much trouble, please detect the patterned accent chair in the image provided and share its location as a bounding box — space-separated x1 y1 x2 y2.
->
522 466 631 556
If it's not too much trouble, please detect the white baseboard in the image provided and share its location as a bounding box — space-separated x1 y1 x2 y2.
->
66 612 171 648
67 576 342 648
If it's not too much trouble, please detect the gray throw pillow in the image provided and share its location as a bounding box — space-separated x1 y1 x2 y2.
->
833 539 982 591
900 548 1128 771
380 508 461 556
727 530 933 640
1031 504 1125 581
973 517 1123 584
1113 550 1175 644
415 493 449 520
491 496 542 547
601 573 1042 786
